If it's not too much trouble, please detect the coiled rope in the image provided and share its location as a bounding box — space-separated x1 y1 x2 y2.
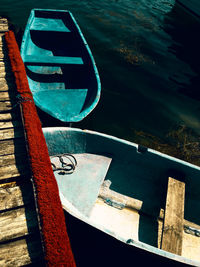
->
51 154 77 174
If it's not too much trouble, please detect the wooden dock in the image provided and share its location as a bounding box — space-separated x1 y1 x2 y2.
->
0 18 44 266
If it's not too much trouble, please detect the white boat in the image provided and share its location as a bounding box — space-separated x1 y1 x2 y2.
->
43 127 200 266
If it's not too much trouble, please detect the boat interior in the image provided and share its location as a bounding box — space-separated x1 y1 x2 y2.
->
21 10 100 122
43 127 200 265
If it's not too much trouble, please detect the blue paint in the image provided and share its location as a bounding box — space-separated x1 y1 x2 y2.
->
23 55 84 65
21 9 101 122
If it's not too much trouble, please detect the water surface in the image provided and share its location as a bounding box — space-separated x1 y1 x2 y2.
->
1 0 200 164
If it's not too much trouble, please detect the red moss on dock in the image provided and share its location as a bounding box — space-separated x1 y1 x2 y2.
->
5 30 76 267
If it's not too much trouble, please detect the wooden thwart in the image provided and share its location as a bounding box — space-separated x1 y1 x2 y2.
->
161 177 185 255
99 180 199 233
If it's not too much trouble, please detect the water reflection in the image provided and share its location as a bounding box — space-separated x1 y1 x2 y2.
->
1 0 200 165
164 2 200 100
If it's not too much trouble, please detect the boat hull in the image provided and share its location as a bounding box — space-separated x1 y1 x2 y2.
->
43 127 200 266
21 9 101 122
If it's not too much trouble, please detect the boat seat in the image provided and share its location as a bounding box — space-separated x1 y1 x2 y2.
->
23 55 83 65
161 177 185 255
30 17 70 32
34 89 88 122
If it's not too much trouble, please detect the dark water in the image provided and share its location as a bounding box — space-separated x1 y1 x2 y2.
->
1 0 200 164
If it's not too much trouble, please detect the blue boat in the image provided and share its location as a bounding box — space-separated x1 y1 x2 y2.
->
43 127 200 266
21 9 101 122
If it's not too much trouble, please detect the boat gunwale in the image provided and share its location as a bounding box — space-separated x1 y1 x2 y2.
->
60 181 200 267
43 126 200 171
20 8 101 122
43 126 200 266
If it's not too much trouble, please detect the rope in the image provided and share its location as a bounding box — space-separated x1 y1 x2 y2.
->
15 94 33 105
0 94 33 114
51 154 77 175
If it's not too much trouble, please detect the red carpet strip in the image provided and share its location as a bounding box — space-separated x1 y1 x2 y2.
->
5 30 76 267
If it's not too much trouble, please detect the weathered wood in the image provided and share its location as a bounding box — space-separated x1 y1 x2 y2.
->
0 206 39 243
99 181 198 234
0 18 8 24
161 177 185 255
0 91 15 101
0 17 44 265
0 181 33 211
0 100 12 111
0 112 19 122
0 236 44 266
0 163 30 180
0 87 16 93
0 120 22 130
0 128 24 141
0 82 16 92
0 76 15 83
99 180 143 211
0 51 8 56
0 138 27 156
0 61 11 67
0 153 28 167
0 26 8 32
0 65 6 72
0 71 13 78
0 20 8 32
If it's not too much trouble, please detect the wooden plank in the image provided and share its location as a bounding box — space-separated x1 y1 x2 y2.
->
0 61 11 67
0 120 22 130
0 100 12 111
99 181 198 234
0 65 11 71
0 153 28 167
0 26 8 32
0 163 30 180
0 77 15 85
0 82 16 92
0 206 39 242
0 65 6 72
0 20 8 32
0 91 15 101
0 50 7 56
0 112 20 122
0 19 8 25
0 181 33 211
0 76 15 83
0 128 24 141
0 55 9 60
161 177 185 255
0 71 13 79
0 236 44 266
0 138 27 156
